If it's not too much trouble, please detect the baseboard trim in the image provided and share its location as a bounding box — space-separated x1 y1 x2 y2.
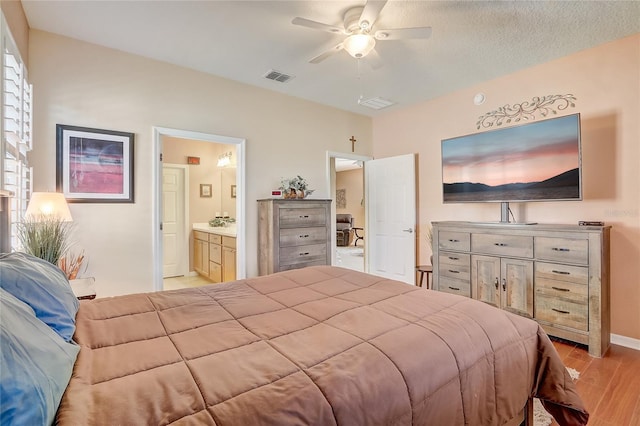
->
611 333 640 351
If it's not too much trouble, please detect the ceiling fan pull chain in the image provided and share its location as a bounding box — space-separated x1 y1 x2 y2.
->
357 59 364 104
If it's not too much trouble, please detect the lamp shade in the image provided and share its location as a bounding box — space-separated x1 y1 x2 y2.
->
343 34 376 58
25 192 73 222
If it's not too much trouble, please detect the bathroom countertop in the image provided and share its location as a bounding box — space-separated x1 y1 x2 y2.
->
193 223 237 238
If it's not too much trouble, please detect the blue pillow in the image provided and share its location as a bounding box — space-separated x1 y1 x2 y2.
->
0 253 79 341
0 289 80 425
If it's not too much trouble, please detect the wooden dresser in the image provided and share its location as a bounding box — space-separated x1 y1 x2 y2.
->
258 199 331 275
432 221 611 357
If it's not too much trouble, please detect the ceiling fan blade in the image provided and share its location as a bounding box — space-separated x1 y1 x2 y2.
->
292 17 344 34
365 49 383 70
359 0 388 30
309 43 344 64
375 27 433 40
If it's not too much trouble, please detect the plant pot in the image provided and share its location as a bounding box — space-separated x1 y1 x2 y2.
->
297 190 305 199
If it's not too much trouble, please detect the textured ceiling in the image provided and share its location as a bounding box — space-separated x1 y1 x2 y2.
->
21 0 640 116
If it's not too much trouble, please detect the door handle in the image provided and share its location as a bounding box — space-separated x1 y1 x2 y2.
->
402 228 413 233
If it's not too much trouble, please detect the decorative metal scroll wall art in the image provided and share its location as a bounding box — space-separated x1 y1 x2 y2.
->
476 94 577 130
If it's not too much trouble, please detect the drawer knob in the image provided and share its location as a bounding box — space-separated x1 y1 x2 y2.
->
299 252 310 256
299 234 309 238
552 308 571 315
502 278 506 291
448 239 459 243
494 243 507 247
448 286 460 291
552 247 570 252
494 278 499 290
448 256 459 260
299 215 309 219
551 286 570 292
448 270 459 274
552 270 570 275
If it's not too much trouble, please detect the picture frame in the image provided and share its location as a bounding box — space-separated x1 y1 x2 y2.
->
231 185 237 198
56 124 134 203
200 184 212 198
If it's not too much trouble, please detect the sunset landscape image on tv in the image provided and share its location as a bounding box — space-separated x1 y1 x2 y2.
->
442 114 581 202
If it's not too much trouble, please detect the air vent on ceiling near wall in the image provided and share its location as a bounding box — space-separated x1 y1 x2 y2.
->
358 97 396 110
264 69 295 83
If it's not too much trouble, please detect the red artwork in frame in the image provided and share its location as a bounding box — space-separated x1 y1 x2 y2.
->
56 124 135 203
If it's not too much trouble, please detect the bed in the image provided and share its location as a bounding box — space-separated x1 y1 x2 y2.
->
0 253 588 425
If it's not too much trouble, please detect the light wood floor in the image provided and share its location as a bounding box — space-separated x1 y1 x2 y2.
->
550 339 640 425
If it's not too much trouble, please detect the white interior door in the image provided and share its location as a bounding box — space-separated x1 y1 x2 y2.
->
162 166 186 278
365 154 416 284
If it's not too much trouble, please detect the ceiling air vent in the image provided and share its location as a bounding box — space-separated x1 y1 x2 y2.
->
358 97 396 110
263 70 295 83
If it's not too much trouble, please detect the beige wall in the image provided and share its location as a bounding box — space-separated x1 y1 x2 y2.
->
372 34 640 341
1 0 29 66
29 30 372 297
336 168 364 231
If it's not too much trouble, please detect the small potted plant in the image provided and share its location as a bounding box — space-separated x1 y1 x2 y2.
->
279 175 315 199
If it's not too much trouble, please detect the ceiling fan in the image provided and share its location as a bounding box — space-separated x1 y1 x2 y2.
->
292 0 432 67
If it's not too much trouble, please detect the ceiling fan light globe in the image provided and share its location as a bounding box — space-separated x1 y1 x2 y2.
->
343 34 376 58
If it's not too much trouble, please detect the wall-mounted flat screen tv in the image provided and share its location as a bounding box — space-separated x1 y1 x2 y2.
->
442 113 582 203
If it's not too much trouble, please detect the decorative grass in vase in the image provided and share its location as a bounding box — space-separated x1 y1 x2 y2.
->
17 215 73 267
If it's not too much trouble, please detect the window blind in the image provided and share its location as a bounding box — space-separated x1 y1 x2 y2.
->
1 14 32 250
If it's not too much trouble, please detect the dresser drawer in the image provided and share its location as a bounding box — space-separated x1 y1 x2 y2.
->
535 278 587 304
472 233 533 258
535 237 588 265
279 208 327 228
279 227 327 247
209 243 222 264
535 295 588 331
535 262 588 285
439 262 470 281
278 260 328 272
279 243 327 266
438 277 471 297
438 231 470 251
439 252 470 268
209 234 222 244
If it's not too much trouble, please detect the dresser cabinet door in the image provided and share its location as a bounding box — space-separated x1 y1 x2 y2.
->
472 255 500 308
501 258 534 318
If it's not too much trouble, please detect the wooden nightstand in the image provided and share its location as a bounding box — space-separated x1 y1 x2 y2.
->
70 277 96 300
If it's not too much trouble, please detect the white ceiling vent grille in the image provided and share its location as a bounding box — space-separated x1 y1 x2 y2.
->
358 97 395 110
264 70 294 83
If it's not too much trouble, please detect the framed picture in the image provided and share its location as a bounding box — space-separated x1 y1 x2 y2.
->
56 124 134 203
200 184 212 198
231 185 237 198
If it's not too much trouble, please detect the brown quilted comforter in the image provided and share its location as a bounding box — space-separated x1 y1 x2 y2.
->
57 266 588 425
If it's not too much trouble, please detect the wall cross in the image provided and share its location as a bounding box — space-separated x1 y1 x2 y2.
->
350 136 357 152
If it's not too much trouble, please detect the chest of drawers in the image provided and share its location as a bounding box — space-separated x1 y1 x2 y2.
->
258 199 332 275
432 221 611 357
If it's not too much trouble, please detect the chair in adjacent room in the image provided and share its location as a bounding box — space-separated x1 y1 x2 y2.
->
336 214 354 247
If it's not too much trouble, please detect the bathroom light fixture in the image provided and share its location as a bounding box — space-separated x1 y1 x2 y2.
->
217 152 232 168
343 34 376 58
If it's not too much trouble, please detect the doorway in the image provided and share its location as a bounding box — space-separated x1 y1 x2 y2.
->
152 127 246 292
326 151 371 272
